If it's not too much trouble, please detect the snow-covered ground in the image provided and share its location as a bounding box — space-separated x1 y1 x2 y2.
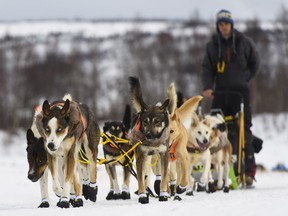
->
0 113 287 216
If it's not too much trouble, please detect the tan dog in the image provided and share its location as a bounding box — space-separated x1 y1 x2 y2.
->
186 113 223 194
208 114 233 192
167 83 202 198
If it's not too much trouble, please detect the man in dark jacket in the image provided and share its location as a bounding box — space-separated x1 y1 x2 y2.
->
202 9 260 186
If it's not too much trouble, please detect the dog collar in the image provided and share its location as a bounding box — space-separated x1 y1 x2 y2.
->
169 135 182 161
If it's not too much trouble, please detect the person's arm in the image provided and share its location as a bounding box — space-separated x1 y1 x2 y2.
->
246 37 260 81
202 43 215 98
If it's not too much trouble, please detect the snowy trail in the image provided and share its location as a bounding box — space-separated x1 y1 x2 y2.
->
0 151 287 216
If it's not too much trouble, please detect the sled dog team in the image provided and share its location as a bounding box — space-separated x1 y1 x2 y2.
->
26 76 232 208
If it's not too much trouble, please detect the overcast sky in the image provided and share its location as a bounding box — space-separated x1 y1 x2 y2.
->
0 0 287 21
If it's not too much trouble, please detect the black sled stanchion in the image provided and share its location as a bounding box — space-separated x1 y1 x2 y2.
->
212 91 246 188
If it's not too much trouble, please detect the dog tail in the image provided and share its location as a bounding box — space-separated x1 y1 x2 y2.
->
203 114 225 129
178 95 203 121
128 76 148 112
167 83 177 115
63 94 73 101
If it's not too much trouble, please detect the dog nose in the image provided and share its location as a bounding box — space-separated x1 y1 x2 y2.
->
28 173 35 181
203 138 208 144
145 132 153 139
48 142 55 150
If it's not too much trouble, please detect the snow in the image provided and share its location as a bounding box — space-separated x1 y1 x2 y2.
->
0 21 170 38
0 113 288 216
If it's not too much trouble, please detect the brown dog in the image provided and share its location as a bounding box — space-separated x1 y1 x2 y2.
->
35 94 100 208
128 76 170 204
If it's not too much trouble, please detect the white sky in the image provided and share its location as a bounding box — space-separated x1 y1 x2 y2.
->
0 0 287 21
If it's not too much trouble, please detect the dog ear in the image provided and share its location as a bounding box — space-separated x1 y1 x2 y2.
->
159 99 170 111
103 122 111 132
128 76 149 112
42 100 50 117
191 112 199 128
26 129 35 145
60 99 70 116
122 104 131 132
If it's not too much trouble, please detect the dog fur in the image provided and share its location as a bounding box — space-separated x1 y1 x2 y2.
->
186 113 223 193
102 104 133 200
26 106 63 208
35 94 100 208
128 76 170 204
208 114 233 192
167 83 203 197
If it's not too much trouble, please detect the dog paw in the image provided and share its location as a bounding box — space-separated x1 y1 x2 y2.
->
186 190 194 196
138 194 149 204
84 185 98 202
106 191 114 200
38 201 49 208
223 186 229 193
207 182 216 193
173 195 182 201
159 195 168 201
176 185 186 194
121 191 131 200
170 184 175 196
57 199 70 208
70 198 83 208
154 179 161 196
196 182 206 192
82 184 89 200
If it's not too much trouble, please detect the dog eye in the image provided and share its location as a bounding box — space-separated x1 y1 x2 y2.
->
197 131 202 135
57 128 63 132
45 127 50 133
170 130 174 134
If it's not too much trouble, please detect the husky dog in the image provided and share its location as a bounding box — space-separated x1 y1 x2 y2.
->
186 113 223 194
167 83 202 198
102 105 133 200
26 129 51 208
208 114 233 192
128 77 170 204
35 94 100 208
26 106 63 208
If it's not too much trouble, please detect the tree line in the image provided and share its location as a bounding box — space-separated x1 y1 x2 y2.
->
0 14 288 131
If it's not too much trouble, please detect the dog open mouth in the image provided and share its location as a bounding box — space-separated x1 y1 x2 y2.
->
196 138 208 151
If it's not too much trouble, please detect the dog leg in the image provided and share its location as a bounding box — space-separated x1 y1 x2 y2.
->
159 151 169 202
216 152 224 190
223 152 230 192
199 151 211 192
176 156 188 194
69 173 83 207
84 145 98 202
105 163 116 200
47 155 62 197
187 163 195 196
38 168 49 208
169 161 177 196
57 152 78 208
136 153 149 204
121 165 131 200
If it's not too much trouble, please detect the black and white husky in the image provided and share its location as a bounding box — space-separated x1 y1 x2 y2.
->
35 94 100 208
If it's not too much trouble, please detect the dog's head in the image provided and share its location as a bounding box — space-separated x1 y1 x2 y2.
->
129 76 169 140
40 99 70 153
26 129 48 182
189 113 213 151
103 121 126 138
138 104 169 140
